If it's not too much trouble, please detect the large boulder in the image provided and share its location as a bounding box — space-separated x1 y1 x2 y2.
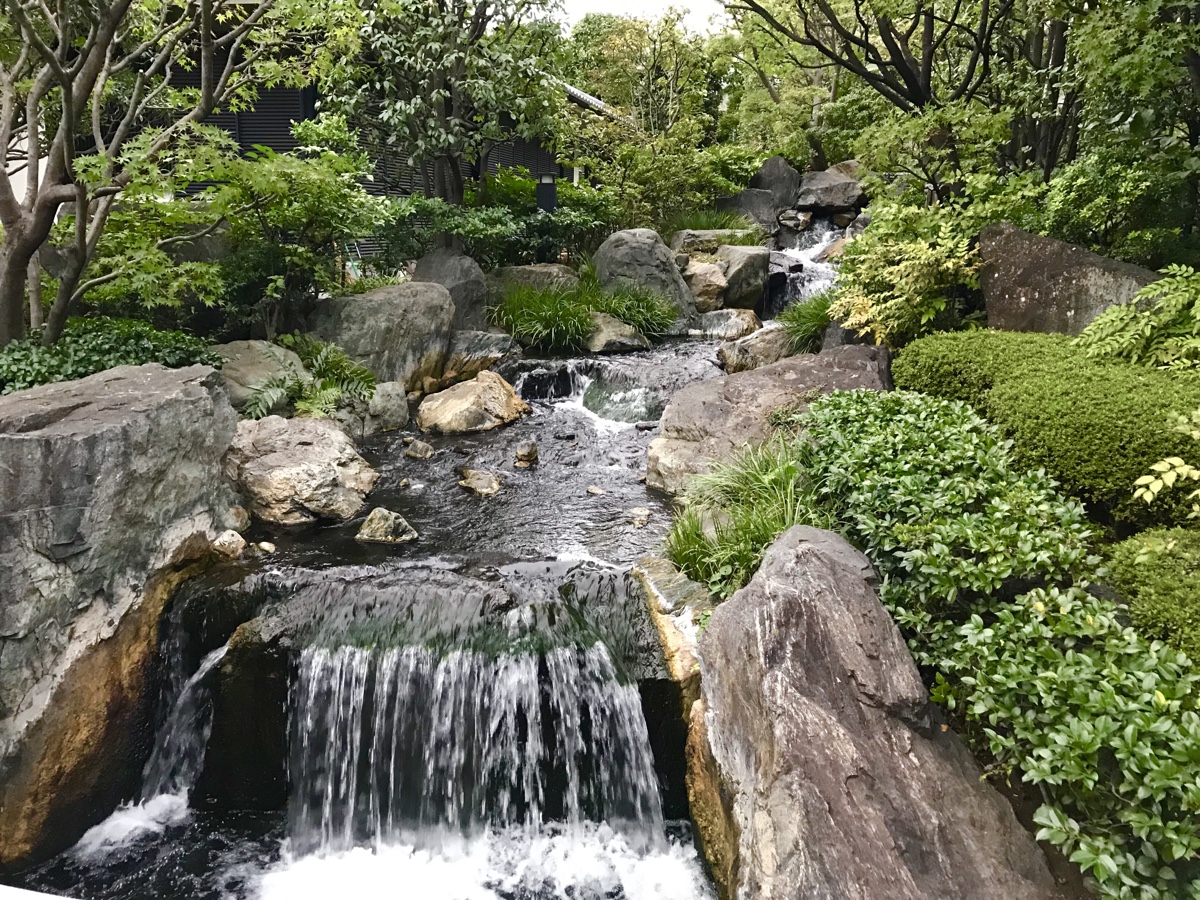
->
594 229 699 329
416 371 531 434
716 245 769 310
682 260 728 313
333 381 410 440
980 222 1159 335
697 309 761 341
795 169 867 211
748 154 802 211
223 416 378 525
487 263 580 303
444 330 521 384
587 311 650 354
716 188 778 230
647 346 889 495
308 282 455 391
0 364 240 867
212 340 306 409
717 321 794 373
412 248 489 331
691 526 1058 900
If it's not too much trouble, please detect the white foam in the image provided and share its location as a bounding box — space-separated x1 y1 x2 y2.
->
253 824 713 900
72 792 190 858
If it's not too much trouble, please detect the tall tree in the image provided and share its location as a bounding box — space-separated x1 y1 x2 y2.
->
0 0 351 346
328 0 560 205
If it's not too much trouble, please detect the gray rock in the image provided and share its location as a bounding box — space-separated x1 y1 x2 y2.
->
690 526 1058 900
670 229 760 254
682 260 728 313
831 210 857 228
795 169 867 211
827 158 863 179
647 346 889 494
697 309 761 341
416 371 531 434
445 330 521 383
406 439 435 460
749 154 803 210
0 364 240 867
211 529 248 559
717 321 794 373
847 211 871 237
717 188 780 230
588 311 651 354
981 222 1160 335
487 263 580 304
412 248 488 331
776 209 812 232
515 439 539 467
334 381 411 441
308 282 455 391
594 229 699 329
212 340 306 409
355 507 418 544
223 416 379 525
716 245 769 310
458 468 502 496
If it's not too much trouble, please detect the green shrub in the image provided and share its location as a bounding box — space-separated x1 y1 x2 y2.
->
827 200 980 347
0 318 219 394
668 389 1200 896
660 209 760 237
489 285 596 354
777 291 833 353
894 330 1200 529
1108 528 1200 660
1076 265 1200 371
244 333 376 419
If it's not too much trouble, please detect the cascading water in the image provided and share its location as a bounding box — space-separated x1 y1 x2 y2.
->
767 218 843 318
262 637 709 898
72 645 229 857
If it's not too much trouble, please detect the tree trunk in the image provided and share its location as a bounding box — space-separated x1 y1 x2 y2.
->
0 231 35 346
28 253 43 330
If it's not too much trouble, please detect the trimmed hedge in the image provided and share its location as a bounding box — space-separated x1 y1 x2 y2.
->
1109 528 1200 660
893 330 1200 529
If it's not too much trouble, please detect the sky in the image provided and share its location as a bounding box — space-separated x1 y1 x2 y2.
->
559 0 727 34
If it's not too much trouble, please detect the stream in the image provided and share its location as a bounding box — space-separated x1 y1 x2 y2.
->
10 340 725 900
9 234 840 899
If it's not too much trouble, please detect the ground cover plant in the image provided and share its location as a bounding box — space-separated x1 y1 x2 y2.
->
0 318 219 394
667 389 1200 897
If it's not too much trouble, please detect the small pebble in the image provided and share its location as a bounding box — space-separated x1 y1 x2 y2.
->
587 485 606 496
406 439 435 460
554 431 577 441
402 436 416 445
256 541 276 555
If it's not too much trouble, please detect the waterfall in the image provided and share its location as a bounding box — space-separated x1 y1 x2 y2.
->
287 643 664 858
71 645 228 857
769 219 842 318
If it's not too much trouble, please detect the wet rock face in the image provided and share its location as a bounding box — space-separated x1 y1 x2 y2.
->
445 331 521 384
697 309 761 341
647 345 890 495
0 364 240 867
416 371 531 434
223 416 378 525
692 526 1059 900
593 229 699 329
308 282 455 391
981 222 1159 335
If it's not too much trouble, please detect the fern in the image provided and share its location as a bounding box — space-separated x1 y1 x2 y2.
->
1076 265 1200 370
244 334 377 419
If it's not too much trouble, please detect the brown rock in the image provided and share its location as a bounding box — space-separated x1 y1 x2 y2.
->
416 371 531 434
